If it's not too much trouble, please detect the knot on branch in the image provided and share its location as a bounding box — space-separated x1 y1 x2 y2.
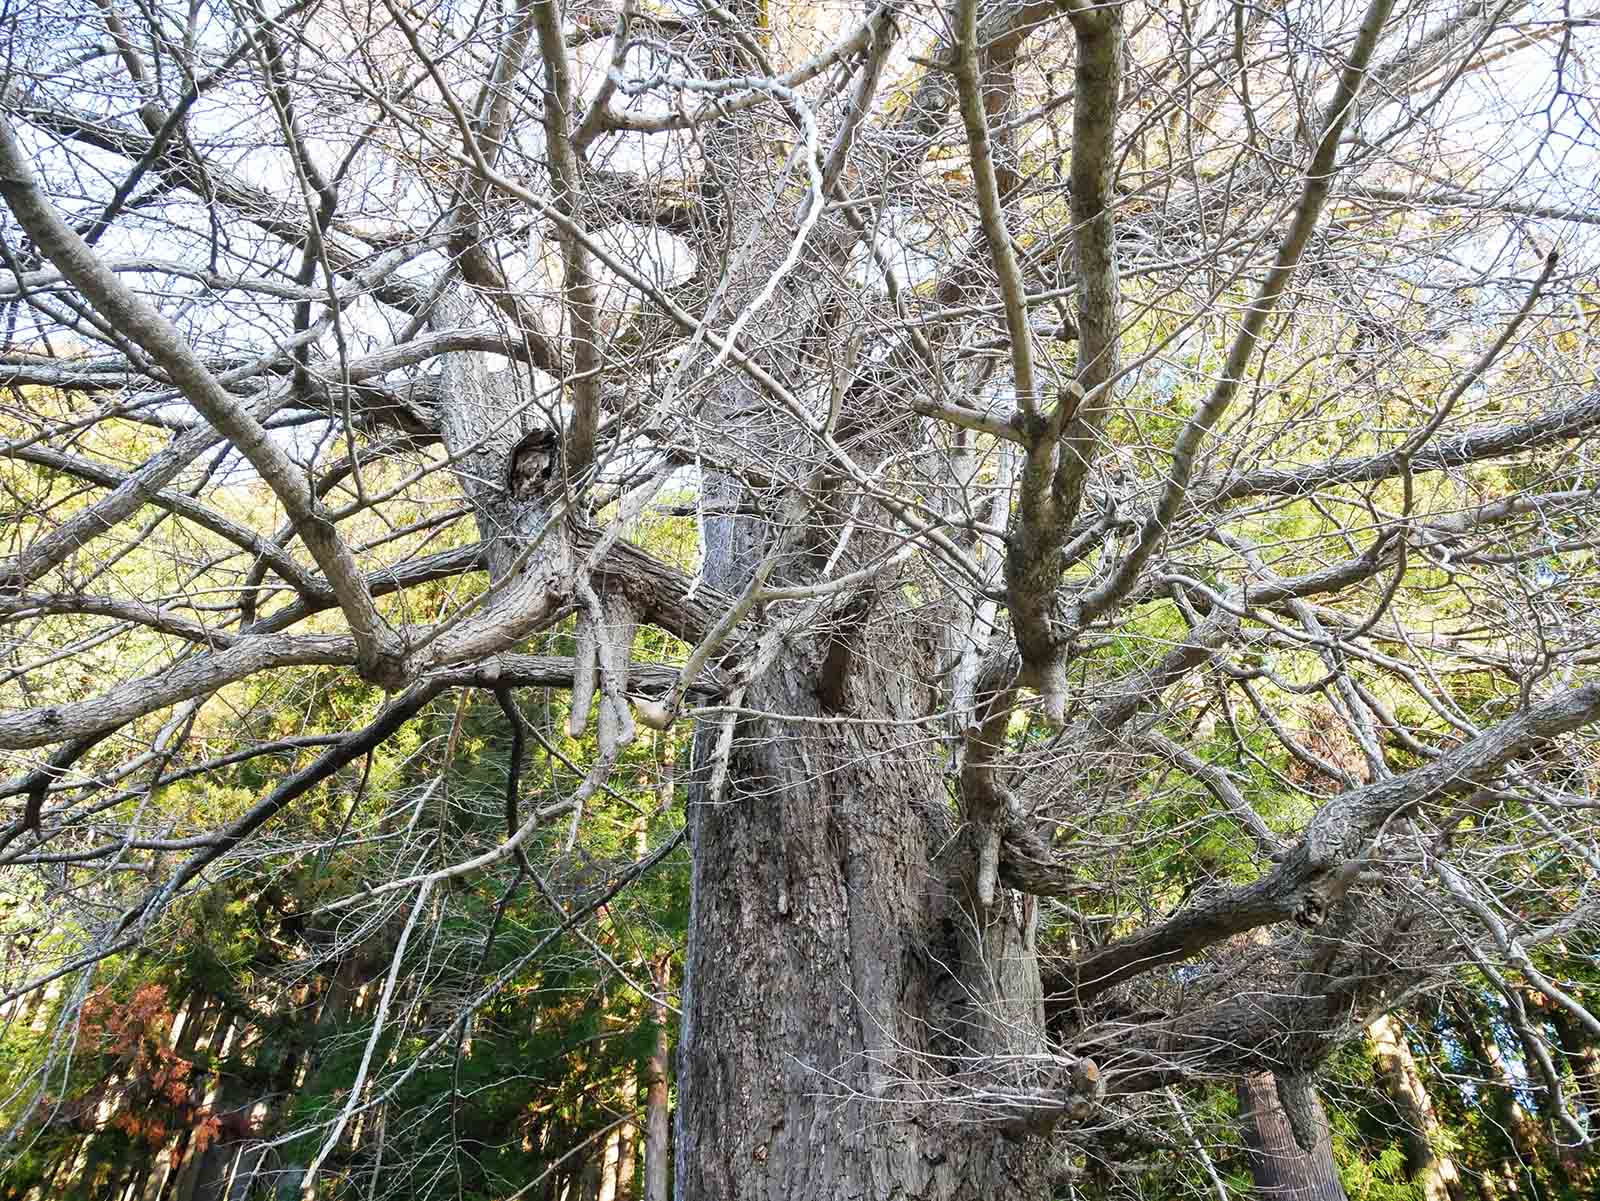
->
1293 891 1327 930
507 426 560 500
356 648 411 692
996 818 1087 898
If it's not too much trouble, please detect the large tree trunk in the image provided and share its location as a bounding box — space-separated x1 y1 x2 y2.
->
420 0 1081 1191
676 709 1055 1199
1237 1073 1348 1201
674 512 1056 1199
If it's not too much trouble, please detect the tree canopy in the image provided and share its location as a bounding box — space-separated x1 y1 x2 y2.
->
2 0 1600 1197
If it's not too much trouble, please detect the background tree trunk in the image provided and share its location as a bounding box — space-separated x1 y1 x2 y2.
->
1448 994 1551 1193
1546 999 1600 1187
1369 1014 1465 1201
644 956 671 1201
598 1128 621 1201
615 1121 637 1201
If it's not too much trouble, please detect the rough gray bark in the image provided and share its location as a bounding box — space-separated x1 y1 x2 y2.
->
675 659 1058 1200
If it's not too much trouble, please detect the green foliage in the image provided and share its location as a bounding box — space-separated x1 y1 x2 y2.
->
1 582 691 1200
